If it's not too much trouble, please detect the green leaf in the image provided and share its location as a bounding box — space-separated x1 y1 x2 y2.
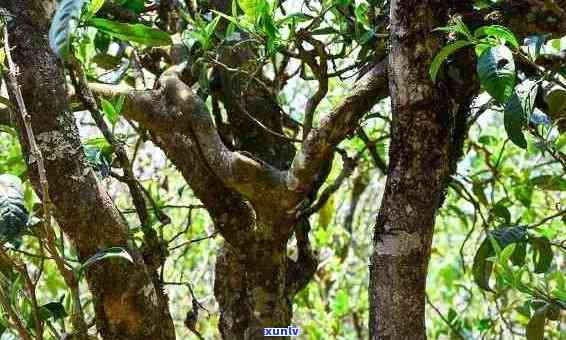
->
49 0 86 59
530 175 566 191
474 42 491 57
491 226 527 247
477 45 516 103
332 289 350 316
239 0 269 23
84 0 106 21
429 40 473 83
100 98 118 126
0 175 28 244
474 25 519 49
529 237 553 273
526 307 546 340
490 203 511 223
434 17 472 40
83 138 113 177
510 241 527 266
543 84 566 116
77 247 134 278
473 226 527 291
88 18 172 46
504 80 538 149
37 300 67 323
473 238 494 291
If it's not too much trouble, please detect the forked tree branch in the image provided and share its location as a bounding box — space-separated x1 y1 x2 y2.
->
287 60 389 197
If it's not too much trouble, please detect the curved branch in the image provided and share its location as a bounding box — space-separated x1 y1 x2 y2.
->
287 60 389 196
90 68 288 204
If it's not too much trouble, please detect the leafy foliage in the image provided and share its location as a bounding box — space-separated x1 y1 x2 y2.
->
0 174 28 245
476 45 516 104
48 0 85 59
88 18 172 46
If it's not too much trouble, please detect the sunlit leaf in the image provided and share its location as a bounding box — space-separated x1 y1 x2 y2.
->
477 45 516 103
474 25 519 49
504 80 538 149
88 18 172 46
529 237 553 273
0 175 28 245
49 0 86 59
430 40 473 83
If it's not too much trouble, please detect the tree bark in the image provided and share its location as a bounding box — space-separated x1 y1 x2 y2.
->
368 1 477 339
3 1 175 339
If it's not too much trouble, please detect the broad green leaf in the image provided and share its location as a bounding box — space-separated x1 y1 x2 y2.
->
473 238 494 291
100 98 119 126
543 84 566 116
504 80 538 149
77 247 134 278
429 40 473 83
529 237 553 273
83 138 113 177
474 42 490 57
239 0 269 23
0 175 28 244
84 0 106 21
530 175 566 191
474 25 519 49
514 185 533 208
49 0 86 59
510 241 527 266
491 203 511 223
473 226 527 291
498 243 516 269
477 45 516 104
88 18 172 46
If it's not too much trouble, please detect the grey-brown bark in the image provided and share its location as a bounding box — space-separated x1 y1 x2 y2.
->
368 1 478 339
88 34 389 338
2 1 175 339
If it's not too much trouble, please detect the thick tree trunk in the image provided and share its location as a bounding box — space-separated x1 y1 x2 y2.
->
4 1 175 339
368 1 477 339
215 241 291 339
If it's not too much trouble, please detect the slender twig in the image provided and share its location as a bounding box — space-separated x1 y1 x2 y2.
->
5 246 79 263
426 295 465 340
2 24 52 340
529 209 566 229
69 56 152 232
297 149 359 218
357 128 387 174
0 288 32 340
169 232 219 252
